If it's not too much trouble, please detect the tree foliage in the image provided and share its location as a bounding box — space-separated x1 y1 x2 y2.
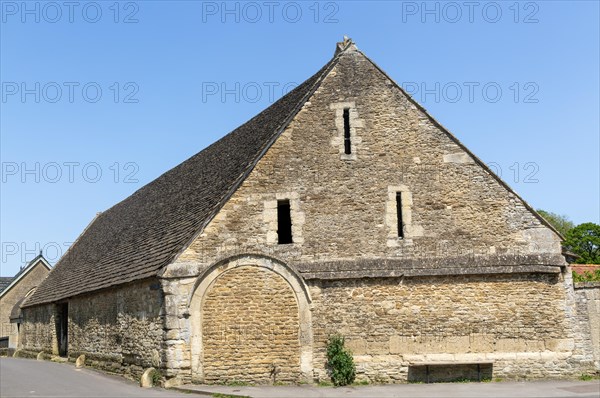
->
564 223 600 264
537 209 575 237
326 335 356 386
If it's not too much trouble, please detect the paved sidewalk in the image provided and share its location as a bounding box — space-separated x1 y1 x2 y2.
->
0 358 187 397
175 380 600 398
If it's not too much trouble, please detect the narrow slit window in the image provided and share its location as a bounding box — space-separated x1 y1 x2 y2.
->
396 192 404 238
277 200 293 244
343 108 351 154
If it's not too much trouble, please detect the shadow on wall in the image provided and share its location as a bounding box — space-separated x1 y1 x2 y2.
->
407 364 493 383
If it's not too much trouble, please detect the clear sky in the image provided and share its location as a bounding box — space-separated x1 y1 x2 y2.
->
1 0 598 276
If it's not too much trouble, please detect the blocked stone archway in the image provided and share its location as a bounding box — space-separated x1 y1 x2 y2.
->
189 255 313 384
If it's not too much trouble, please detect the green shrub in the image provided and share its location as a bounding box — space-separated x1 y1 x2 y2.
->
579 373 600 381
150 369 161 386
326 334 356 386
224 380 251 387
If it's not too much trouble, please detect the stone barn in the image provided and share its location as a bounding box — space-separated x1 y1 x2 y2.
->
19 39 598 384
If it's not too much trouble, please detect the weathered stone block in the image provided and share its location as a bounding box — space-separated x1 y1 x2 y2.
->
346 338 367 355
470 334 494 352
496 339 527 352
545 338 574 352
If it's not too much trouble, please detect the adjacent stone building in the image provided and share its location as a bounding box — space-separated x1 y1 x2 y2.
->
20 39 599 384
0 253 51 351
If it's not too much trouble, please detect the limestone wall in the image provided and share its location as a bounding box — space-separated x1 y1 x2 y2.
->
20 304 56 354
574 281 600 371
161 255 314 385
68 279 164 379
309 273 586 382
22 279 164 380
202 266 301 384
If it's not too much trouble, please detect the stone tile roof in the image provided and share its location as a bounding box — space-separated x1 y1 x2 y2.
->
24 55 338 307
0 277 14 294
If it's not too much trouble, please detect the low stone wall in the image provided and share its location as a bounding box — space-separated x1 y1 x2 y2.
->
574 281 600 371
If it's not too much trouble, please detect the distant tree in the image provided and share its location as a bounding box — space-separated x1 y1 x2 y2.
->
537 209 575 236
564 223 600 264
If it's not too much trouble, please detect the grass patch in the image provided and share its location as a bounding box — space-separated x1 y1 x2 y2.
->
579 374 600 381
212 394 250 398
223 380 252 387
352 380 369 386
150 369 161 386
317 380 333 387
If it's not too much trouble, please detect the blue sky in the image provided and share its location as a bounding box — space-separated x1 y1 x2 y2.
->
1 0 598 275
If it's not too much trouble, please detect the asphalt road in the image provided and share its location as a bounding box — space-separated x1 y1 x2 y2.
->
2 357 599 398
0 358 188 397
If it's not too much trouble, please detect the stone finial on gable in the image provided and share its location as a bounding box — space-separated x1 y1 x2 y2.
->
335 36 358 54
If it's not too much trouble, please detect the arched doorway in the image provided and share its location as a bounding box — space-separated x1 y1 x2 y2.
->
189 255 313 384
